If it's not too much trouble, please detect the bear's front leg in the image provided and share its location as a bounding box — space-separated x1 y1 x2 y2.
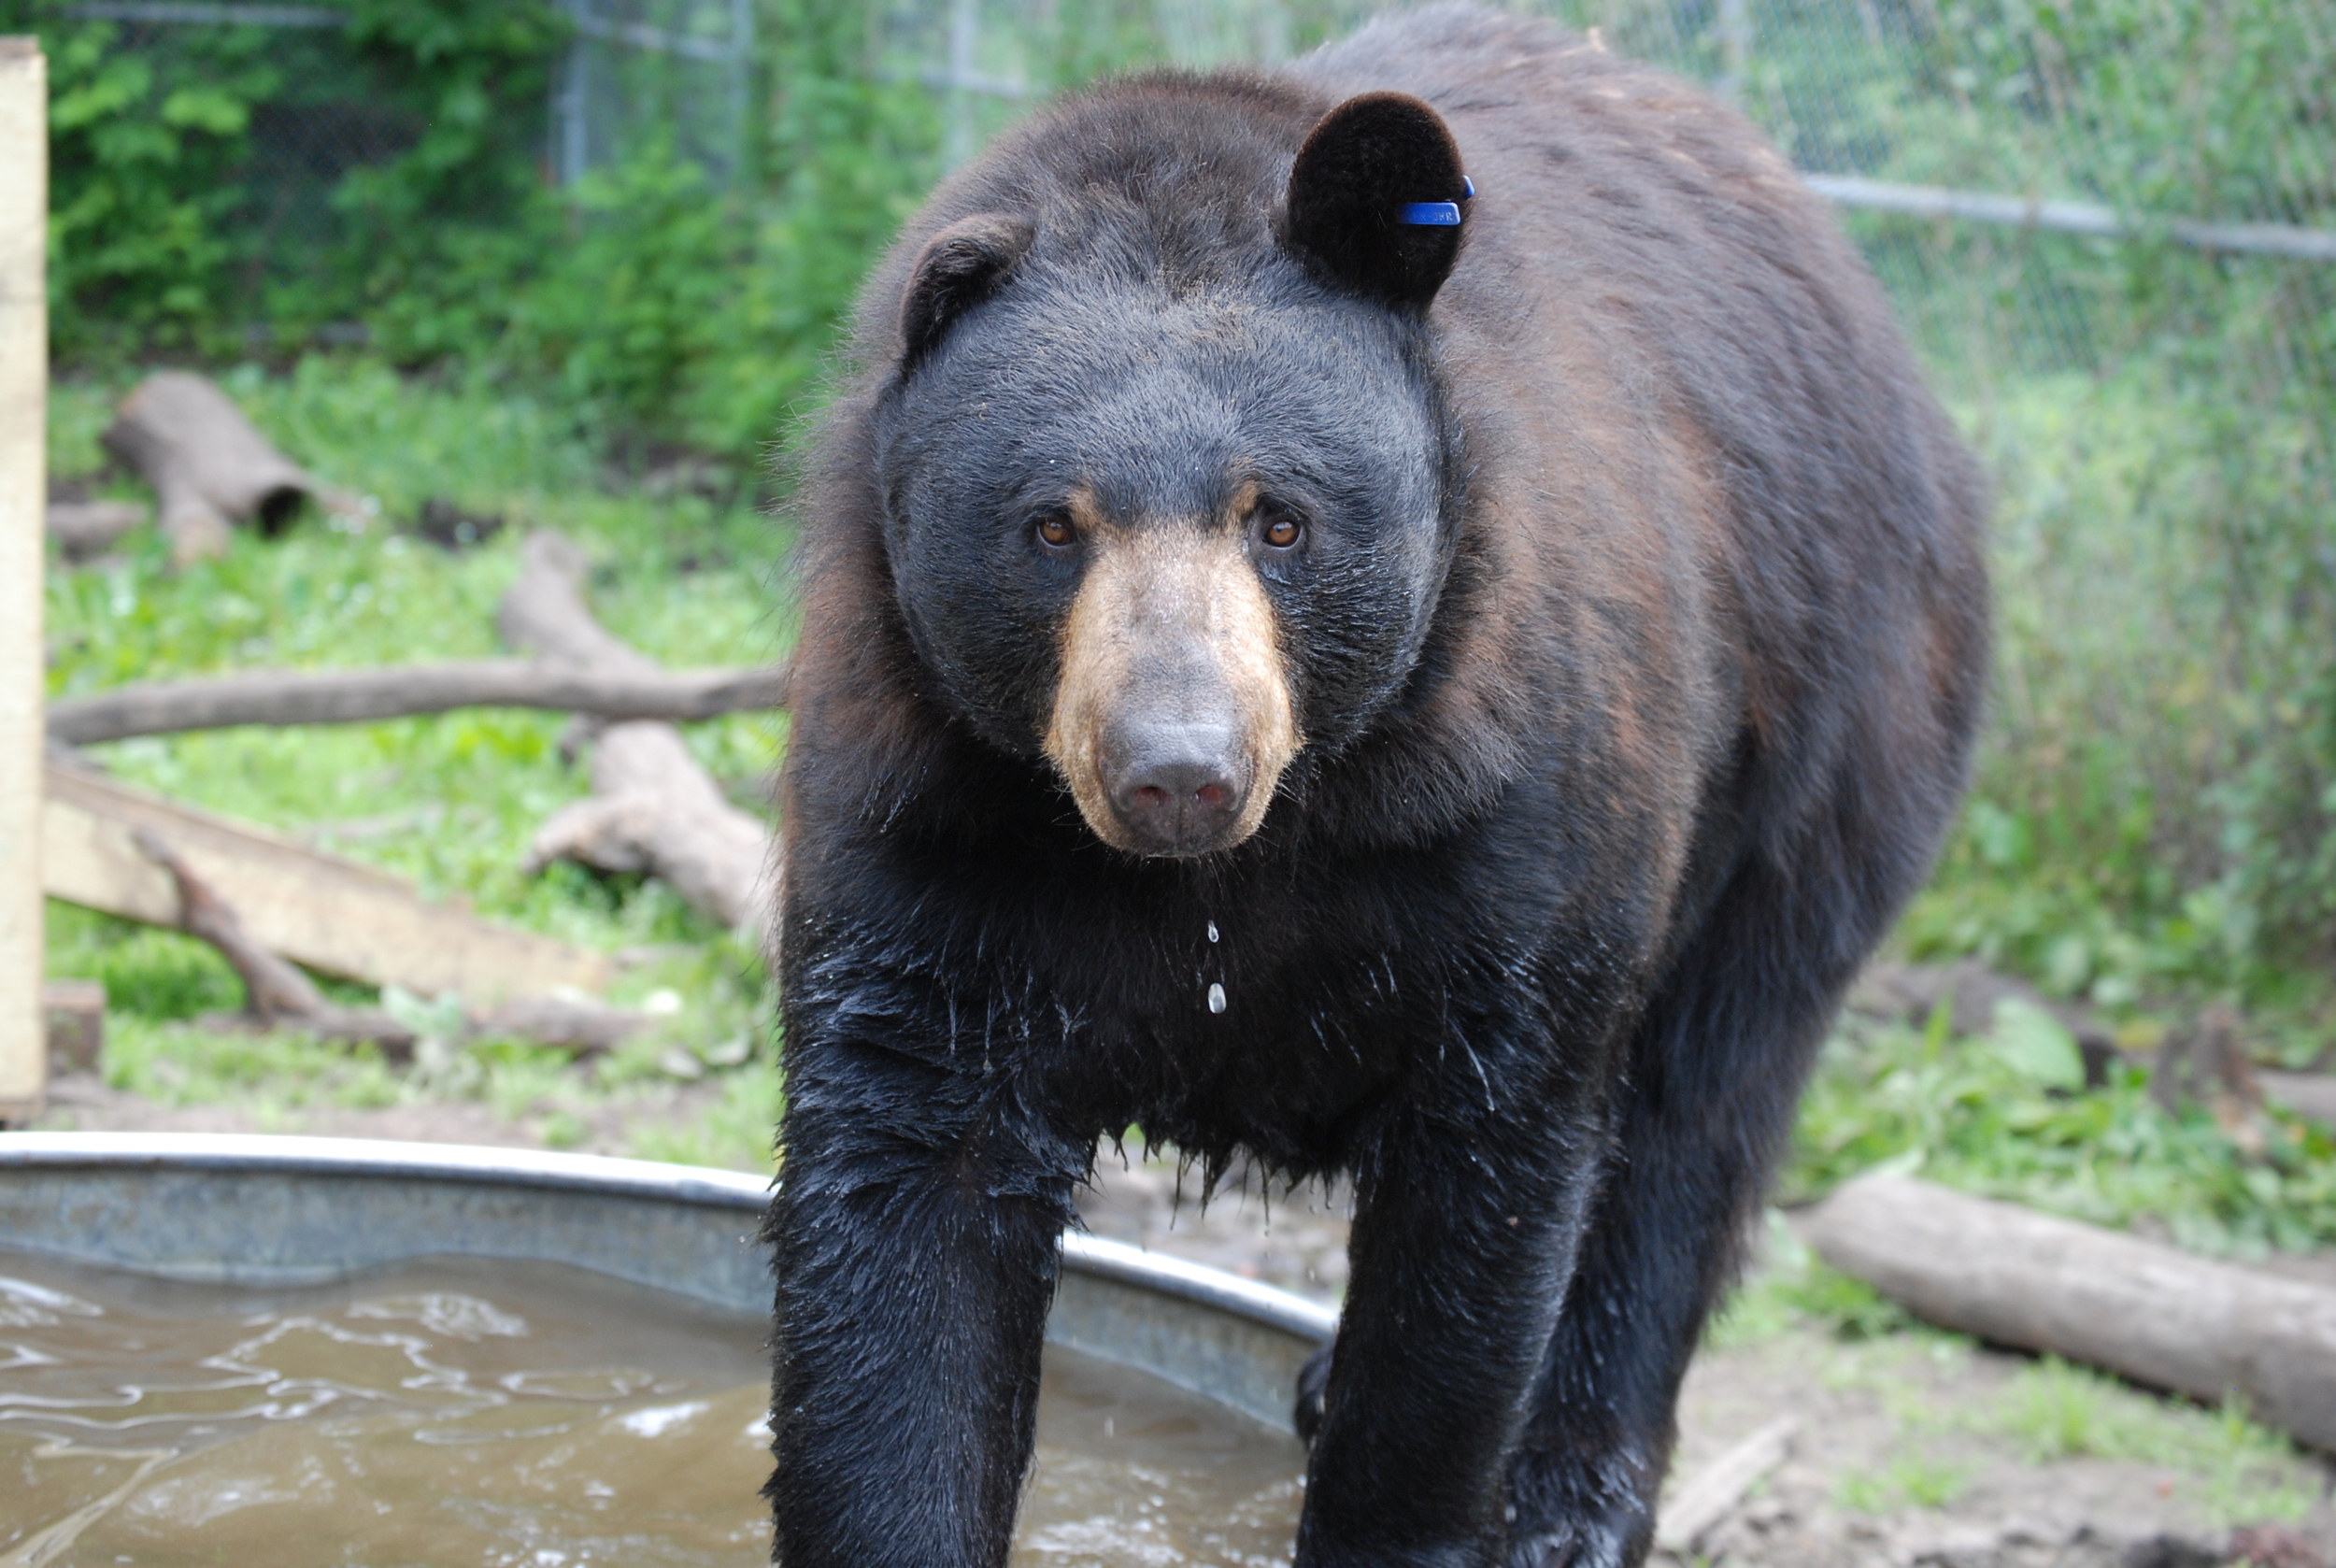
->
1299 1070 1613 1568
767 1034 1081 1568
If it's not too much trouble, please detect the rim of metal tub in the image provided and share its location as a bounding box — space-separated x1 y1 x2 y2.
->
0 1132 1335 1431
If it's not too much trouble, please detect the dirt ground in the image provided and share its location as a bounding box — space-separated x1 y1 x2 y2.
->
1075 1153 2336 1568
25 1079 2336 1567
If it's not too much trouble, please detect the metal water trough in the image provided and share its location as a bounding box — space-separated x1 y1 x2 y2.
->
0 1132 1334 1433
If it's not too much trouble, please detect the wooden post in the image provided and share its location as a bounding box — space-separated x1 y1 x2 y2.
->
0 37 46 1124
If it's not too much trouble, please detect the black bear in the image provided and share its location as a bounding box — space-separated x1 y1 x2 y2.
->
768 5 1987 1566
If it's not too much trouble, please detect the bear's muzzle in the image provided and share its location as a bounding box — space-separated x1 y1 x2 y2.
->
1044 520 1300 857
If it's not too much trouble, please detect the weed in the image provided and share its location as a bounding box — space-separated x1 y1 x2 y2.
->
628 1061 786 1175
1709 1214 1917 1348
539 1110 591 1150
1987 1358 2315 1527
1789 1006 2336 1257
1837 1453 1973 1514
101 1015 404 1114
47 902 243 1021
43 359 786 1158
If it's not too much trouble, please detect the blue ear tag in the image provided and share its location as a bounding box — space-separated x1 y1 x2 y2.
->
1398 177 1476 228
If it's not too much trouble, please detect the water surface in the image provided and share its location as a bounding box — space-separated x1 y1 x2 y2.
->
0 1247 1303 1567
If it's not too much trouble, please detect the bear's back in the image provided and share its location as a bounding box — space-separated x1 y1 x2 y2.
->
1296 3 1988 859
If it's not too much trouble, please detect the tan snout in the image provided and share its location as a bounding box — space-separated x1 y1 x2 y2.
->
1044 522 1301 857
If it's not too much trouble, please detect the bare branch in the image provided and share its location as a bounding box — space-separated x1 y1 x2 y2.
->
47 659 791 746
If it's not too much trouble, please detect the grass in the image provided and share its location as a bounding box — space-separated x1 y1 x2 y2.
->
38 352 2336 1338
42 356 794 1170
1993 1358 2315 1525
1716 1228 2321 1530
101 1015 407 1117
1896 369 2336 1045
626 1057 789 1173
1705 1214 1917 1350
1788 1001 2336 1259
47 363 790 936
1835 1452 1973 1514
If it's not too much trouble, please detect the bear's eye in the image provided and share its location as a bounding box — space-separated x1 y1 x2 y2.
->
1033 511 1077 549
1258 508 1303 550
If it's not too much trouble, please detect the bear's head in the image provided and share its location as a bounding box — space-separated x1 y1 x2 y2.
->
870 92 1471 858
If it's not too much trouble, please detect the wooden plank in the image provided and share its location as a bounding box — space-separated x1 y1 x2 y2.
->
42 761 614 1005
0 38 47 1122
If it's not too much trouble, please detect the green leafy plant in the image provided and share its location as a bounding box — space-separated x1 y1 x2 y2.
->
1987 1357 2314 1525
1791 1004 2336 1257
1836 1452 1973 1514
44 360 782 1143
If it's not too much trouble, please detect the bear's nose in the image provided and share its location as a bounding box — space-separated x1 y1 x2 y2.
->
1104 721 1247 856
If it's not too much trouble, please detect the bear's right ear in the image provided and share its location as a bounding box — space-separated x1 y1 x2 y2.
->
1284 93 1469 312
897 213 1034 372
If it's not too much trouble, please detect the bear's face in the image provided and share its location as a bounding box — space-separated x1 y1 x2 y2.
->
875 276 1454 857
868 91 1473 859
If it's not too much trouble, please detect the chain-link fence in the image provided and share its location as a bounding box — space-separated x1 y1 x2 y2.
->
874 0 2336 973
25 0 2336 963
51 1 2333 391
548 0 754 186
876 0 2331 380
51 1 757 228
50 5 418 270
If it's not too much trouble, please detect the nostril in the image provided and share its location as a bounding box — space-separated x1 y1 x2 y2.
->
1104 723 1247 848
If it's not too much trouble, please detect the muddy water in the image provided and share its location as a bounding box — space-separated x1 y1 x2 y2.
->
0 1247 1304 1568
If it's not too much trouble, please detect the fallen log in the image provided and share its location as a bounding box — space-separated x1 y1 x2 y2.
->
1802 1174 2336 1449
102 371 320 565
502 531 776 933
46 659 791 747
132 828 647 1055
2262 1071 2336 1129
475 993 650 1054
134 826 416 1049
524 720 772 930
42 757 614 1004
47 498 147 562
497 530 663 675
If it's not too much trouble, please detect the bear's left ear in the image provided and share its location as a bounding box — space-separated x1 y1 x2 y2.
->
1283 92 1470 313
898 212 1035 372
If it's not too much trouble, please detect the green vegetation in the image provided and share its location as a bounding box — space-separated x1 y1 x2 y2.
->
22 0 2336 1317
1835 1452 1973 1514
7 0 942 460
19 3 563 361
42 361 785 1171
1995 1357 2315 1524
1789 1002 2336 1258
1716 1233 2316 1528
22 0 2331 996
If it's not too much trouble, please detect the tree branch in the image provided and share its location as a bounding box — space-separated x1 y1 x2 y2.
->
47 659 791 746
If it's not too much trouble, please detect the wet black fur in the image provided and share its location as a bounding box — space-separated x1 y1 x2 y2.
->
766 7 1989 1568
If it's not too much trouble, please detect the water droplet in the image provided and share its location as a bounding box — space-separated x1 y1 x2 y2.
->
1206 921 1219 943
1207 983 1227 1014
